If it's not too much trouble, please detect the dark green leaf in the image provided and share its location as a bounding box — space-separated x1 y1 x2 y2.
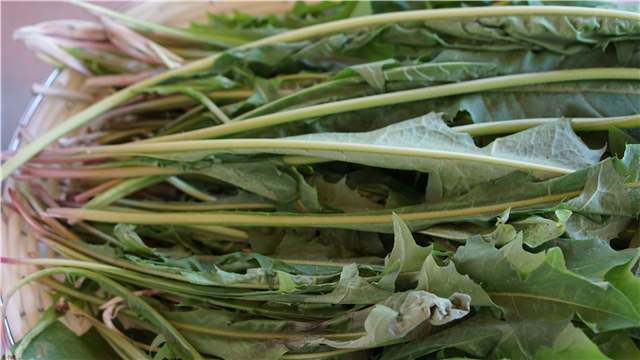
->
14 321 118 360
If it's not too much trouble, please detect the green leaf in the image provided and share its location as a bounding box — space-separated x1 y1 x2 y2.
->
277 270 298 292
152 159 299 202
12 305 64 359
143 75 238 95
454 237 640 355
532 322 609 360
376 14 640 55
289 167 324 212
622 144 640 182
564 214 632 242
542 237 637 280
309 175 384 212
308 263 392 304
416 254 495 307
432 43 640 75
13 321 118 360
269 228 386 261
564 155 640 217
605 252 640 314
161 309 289 360
240 61 499 121
512 215 567 247
113 224 158 257
592 331 640 360
388 213 433 272
609 126 639 157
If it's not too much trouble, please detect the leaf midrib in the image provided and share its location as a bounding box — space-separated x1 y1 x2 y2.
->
489 291 640 321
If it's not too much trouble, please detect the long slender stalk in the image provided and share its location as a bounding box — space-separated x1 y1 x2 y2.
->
115 198 275 211
74 179 124 202
62 139 576 175
47 190 585 228
46 109 633 164
143 68 640 143
181 88 230 123
3 6 637 180
85 175 169 208
455 114 640 136
21 166 179 178
167 176 217 202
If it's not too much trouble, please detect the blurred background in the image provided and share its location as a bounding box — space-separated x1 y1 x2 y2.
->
1 1 123 149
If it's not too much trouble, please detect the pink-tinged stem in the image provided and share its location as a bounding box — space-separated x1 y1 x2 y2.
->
2 201 19 213
54 37 116 50
0 257 22 265
56 200 85 208
84 69 162 88
30 184 59 209
23 35 90 74
0 150 15 161
7 189 53 237
20 166 180 178
14 20 107 41
10 174 36 180
109 36 162 64
30 184 82 241
2 150 106 164
41 216 80 242
29 156 112 164
74 179 123 202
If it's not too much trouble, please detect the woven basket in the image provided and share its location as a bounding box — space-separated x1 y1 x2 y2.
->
1 1 292 347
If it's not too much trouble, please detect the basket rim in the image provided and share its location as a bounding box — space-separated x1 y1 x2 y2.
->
2 68 60 348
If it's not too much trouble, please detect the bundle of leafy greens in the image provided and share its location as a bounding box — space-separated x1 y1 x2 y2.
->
2 1 639 359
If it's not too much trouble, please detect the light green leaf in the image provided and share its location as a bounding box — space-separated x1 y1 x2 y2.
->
565 157 640 217
622 144 640 182
605 252 640 314
608 126 638 157
288 167 324 212
161 309 289 360
309 263 392 304
564 214 632 242
153 159 299 202
14 321 118 360
268 228 386 261
113 224 157 257
592 331 640 360
543 237 637 280
12 305 64 359
512 215 566 248
309 175 384 212
532 322 610 360
388 213 432 272
454 237 640 355
416 254 494 307
277 270 297 292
